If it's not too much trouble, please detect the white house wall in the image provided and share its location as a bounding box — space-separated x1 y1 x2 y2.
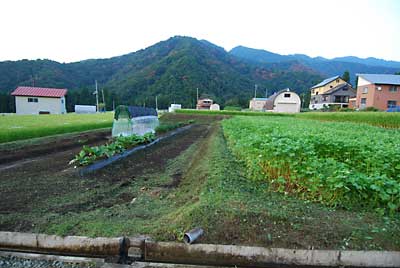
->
357 77 371 87
15 96 66 114
273 92 301 113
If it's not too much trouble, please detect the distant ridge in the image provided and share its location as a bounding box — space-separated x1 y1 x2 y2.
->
229 46 400 83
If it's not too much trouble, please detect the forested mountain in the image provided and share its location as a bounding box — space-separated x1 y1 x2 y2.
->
0 36 323 112
229 46 400 84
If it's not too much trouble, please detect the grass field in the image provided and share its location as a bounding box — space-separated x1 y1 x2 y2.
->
0 113 113 143
176 109 291 117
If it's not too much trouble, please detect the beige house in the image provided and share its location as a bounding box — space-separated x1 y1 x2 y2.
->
309 76 355 109
11 86 68 115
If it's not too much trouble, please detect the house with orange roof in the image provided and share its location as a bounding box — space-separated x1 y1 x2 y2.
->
11 86 68 114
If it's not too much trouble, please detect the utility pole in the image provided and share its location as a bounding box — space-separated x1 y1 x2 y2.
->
155 95 158 111
265 88 268 98
95 80 99 112
196 87 199 110
254 84 258 98
101 89 106 112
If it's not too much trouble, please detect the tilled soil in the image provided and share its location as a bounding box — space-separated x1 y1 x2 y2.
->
0 123 213 230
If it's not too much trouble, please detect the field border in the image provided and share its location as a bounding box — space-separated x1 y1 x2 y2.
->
0 232 399 267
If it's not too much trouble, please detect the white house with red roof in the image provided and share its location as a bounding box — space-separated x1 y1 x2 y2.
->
11 86 68 115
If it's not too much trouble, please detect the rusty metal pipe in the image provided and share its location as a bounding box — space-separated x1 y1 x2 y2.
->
183 228 204 244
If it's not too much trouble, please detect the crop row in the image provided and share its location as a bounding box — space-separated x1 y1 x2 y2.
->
297 112 400 128
222 116 400 213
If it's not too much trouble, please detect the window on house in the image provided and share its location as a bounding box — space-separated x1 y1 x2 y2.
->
389 86 398 92
361 98 367 105
330 85 333 88
28 97 38 103
336 79 339 83
316 92 319 95
362 87 368 94
284 93 291 98
61 99 64 104
343 86 348 91
388 100 397 108
376 86 382 91
323 96 327 101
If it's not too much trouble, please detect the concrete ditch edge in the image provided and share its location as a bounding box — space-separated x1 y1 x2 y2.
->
1 231 400 267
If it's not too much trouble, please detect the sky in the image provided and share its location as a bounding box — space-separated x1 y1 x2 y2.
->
0 0 399 63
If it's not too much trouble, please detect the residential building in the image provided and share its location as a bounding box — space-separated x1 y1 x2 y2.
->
309 76 355 109
196 98 213 110
11 86 67 115
355 74 400 110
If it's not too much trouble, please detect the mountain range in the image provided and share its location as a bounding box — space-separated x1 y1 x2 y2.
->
229 46 400 84
0 36 399 112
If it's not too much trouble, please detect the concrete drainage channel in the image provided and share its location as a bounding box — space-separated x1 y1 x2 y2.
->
0 232 399 268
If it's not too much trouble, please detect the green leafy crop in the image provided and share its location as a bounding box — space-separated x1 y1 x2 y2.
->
222 116 400 214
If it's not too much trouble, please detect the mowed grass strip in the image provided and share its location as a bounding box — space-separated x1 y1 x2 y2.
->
0 113 113 143
297 112 400 128
176 109 292 117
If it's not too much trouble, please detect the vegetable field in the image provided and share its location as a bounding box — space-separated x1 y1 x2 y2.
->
297 112 400 128
0 113 113 143
223 116 400 213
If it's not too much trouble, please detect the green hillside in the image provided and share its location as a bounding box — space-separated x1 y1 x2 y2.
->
0 36 323 112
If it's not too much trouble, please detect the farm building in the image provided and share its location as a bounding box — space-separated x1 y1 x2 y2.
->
355 74 400 110
264 89 301 113
168 104 182 112
196 98 213 110
11 86 67 115
210 103 220 110
249 98 268 111
309 76 355 110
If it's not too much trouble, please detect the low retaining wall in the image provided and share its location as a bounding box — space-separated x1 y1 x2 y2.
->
1 232 399 267
0 231 123 257
144 241 400 267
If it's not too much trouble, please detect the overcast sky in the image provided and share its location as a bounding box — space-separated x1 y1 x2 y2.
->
0 0 399 63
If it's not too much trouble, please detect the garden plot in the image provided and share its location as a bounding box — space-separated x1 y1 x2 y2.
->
0 113 399 251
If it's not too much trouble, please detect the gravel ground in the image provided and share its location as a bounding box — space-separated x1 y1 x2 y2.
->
0 256 97 268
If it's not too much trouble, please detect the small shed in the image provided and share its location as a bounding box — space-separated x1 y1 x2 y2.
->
168 104 182 112
75 105 96 114
11 86 67 115
265 89 301 113
210 103 220 111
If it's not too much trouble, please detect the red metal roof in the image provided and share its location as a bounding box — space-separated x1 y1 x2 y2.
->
11 86 67 98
